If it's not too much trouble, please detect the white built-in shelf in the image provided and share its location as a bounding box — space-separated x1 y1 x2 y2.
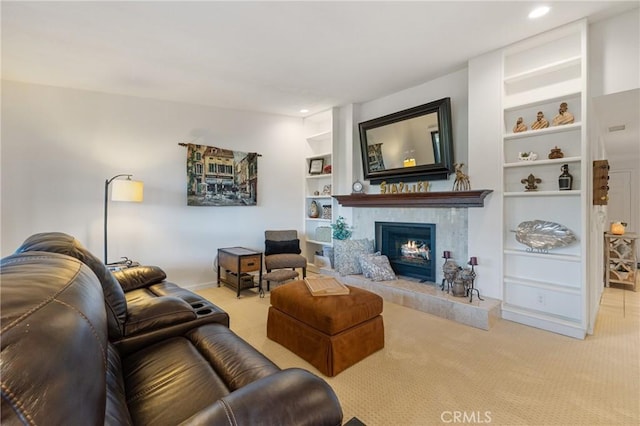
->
504 56 582 84
305 238 332 246
305 195 332 200
306 130 331 143
305 151 332 160
503 156 581 168
305 173 332 180
504 190 582 197
503 248 581 262
305 218 331 223
503 122 581 140
503 276 581 294
503 86 581 110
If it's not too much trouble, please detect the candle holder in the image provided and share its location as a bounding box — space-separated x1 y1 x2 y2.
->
465 257 483 302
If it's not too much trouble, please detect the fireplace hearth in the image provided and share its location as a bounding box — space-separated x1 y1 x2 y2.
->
375 222 435 282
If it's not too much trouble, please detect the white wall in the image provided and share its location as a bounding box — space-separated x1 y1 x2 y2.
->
467 50 504 300
356 68 469 193
1 80 304 288
589 8 640 98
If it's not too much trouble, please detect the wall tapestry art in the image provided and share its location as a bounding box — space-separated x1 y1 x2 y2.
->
183 143 259 206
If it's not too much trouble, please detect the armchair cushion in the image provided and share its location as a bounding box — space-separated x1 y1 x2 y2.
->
265 253 307 270
265 239 302 256
113 265 167 292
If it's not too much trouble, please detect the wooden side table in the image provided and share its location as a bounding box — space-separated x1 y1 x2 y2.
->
217 247 263 298
604 233 638 292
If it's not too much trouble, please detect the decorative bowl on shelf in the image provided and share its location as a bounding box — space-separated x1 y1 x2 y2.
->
514 220 577 253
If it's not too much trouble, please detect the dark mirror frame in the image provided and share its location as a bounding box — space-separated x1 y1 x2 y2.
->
359 97 454 184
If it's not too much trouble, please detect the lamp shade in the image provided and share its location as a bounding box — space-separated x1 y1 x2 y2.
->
111 179 144 202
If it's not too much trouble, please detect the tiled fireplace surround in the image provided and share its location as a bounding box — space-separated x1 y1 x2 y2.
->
325 207 501 330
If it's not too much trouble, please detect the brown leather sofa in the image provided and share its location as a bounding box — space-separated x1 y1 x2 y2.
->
1 235 343 425
15 232 231 355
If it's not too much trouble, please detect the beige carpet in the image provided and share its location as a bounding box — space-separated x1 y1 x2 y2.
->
197 282 639 425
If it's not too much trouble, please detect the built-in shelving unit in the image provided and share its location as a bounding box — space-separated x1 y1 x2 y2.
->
500 21 589 339
303 109 337 272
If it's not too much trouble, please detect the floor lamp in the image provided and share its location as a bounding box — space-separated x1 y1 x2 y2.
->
104 174 144 264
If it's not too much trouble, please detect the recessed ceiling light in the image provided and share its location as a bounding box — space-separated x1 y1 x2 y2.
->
529 6 550 19
300 109 309 113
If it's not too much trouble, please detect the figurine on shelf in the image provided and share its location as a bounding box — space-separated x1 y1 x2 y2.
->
530 111 549 130
452 163 471 191
521 174 542 191
552 102 575 126
548 146 564 159
513 117 528 133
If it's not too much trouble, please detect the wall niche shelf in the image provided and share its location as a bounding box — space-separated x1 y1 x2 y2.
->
333 190 493 208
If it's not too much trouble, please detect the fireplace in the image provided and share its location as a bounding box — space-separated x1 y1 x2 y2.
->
375 222 436 282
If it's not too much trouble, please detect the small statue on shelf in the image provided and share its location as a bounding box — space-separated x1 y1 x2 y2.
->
521 174 542 191
548 146 564 159
552 102 575 126
530 111 549 130
513 117 528 133
452 163 471 191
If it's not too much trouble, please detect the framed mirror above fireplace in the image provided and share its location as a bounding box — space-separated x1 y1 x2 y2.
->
359 97 454 184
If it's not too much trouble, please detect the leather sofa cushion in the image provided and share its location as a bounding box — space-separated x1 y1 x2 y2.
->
124 296 196 336
1 252 110 425
113 265 167 292
123 323 280 425
15 232 128 339
270 280 383 335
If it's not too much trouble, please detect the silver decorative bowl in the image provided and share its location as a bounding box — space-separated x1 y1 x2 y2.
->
515 220 577 253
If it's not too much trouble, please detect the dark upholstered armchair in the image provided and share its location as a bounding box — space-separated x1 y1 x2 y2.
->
264 230 307 290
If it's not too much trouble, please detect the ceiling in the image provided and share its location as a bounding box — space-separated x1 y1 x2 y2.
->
1 1 638 158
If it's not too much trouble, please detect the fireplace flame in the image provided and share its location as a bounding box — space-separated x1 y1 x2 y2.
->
401 240 430 260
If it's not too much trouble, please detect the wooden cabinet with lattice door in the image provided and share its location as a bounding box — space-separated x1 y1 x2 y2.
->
604 233 637 291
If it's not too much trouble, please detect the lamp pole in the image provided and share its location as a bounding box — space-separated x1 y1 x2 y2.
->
104 174 132 264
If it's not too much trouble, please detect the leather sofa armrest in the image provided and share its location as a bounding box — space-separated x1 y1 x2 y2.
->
124 296 196 336
179 368 343 426
113 266 167 292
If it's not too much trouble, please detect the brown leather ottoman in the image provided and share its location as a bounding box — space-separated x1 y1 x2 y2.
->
267 280 384 377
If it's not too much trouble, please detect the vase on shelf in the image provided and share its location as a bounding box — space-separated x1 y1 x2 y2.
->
558 164 573 191
309 200 320 218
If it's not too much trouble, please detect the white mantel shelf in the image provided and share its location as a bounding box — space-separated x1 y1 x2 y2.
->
333 190 493 208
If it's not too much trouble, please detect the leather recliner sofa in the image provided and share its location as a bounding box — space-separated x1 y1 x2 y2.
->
14 232 231 354
1 235 343 425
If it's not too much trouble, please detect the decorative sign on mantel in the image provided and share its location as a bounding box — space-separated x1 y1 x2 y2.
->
333 189 493 208
380 180 430 194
